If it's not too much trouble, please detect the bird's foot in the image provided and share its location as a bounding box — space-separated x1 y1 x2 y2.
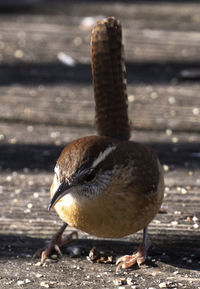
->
116 250 146 270
116 227 151 270
33 223 78 265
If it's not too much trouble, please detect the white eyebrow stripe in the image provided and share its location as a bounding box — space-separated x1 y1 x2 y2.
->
91 146 116 168
54 165 60 176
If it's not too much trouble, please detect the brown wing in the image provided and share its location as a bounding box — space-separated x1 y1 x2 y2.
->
99 140 161 195
122 142 161 195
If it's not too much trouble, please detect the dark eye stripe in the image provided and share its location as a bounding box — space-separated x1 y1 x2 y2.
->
84 170 96 183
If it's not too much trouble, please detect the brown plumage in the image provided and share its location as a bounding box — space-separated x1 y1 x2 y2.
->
91 17 130 140
52 135 163 239
36 17 164 270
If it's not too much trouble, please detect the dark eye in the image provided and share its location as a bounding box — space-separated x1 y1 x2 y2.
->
84 171 96 183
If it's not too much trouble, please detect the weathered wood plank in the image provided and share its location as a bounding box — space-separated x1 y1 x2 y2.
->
0 2 200 288
0 127 199 288
1 1 200 32
0 7 200 132
1 122 200 169
1 14 200 63
0 83 200 131
0 124 199 241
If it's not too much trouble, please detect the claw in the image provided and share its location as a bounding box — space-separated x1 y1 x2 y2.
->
116 227 151 270
33 223 78 264
41 250 48 265
116 255 138 271
54 244 63 257
116 255 131 265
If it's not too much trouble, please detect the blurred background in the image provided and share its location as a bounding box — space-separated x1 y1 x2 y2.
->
0 1 199 288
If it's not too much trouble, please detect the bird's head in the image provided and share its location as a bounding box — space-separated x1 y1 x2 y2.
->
49 135 118 210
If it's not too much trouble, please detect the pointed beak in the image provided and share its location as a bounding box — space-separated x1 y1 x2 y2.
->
48 181 71 211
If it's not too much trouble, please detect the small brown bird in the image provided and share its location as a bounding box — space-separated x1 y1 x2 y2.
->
38 17 164 269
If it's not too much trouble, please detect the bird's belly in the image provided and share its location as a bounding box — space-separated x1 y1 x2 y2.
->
54 190 162 238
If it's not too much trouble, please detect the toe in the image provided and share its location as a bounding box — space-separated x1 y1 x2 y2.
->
116 252 146 270
116 256 137 271
116 255 132 265
54 244 63 257
41 249 49 265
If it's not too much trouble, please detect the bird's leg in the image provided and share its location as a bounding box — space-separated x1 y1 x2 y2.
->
33 223 78 264
116 227 151 270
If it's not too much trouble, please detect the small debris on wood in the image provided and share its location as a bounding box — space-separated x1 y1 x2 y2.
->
88 246 99 262
34 261 42 267
174 211 181 215
40 281 50 288
168 96 176 105
192 216 198 222
57 52 77 67
166 128 172 136
36 273 43 278
163 165 169 172
80 16 104 29
128 95 135 102
97 255 114 264
126 277 134 285
113 277 126 286
186 216 192 223
88 246 114 264
172 136 179 143
14 49 24 59
179 69 200 80
171 221 178 226
17 280 24 286
27 203 33 209
17 279 31 286
33 192 39 198
181 188 187 194
192 107 199 115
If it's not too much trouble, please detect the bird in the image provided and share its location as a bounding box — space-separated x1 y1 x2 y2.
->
37 16 164 270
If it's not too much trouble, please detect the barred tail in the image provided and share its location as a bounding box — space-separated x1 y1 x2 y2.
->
91 17 130 141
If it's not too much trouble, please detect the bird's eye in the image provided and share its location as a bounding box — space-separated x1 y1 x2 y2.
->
84 171 96 183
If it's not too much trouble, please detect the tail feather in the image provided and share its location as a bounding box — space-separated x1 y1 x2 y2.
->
91 17 130 141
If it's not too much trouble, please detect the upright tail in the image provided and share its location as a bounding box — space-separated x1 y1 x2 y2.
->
90 17 130 141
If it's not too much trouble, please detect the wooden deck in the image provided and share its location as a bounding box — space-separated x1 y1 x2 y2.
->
0 1 199 288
